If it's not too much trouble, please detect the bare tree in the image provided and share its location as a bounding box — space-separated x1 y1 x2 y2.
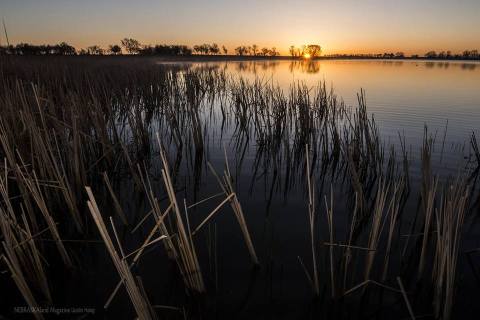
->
306 45 322 57
201 44 210 54
121 38 141 54
269 47 279 56
108 44 122 55
235 46 248 56
194 43 212 55
289 45 296 57
87 45 104 55
57 42 76 55
209 43 220 55
252 44 258 56
297 45 306 57
222 45 228 55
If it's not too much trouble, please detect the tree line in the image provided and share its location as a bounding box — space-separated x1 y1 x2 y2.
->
324 50 480 60
0 38 279 57
289 45 322 57
1 39 479 60
0 42 77 55
424 50 479 59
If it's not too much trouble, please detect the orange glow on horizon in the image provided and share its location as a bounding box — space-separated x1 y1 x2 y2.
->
303 53 311 59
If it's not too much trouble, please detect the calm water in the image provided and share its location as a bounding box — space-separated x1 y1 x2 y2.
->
168 59 480 183
147 59 480 318
5 58 478 319
184 59 480 145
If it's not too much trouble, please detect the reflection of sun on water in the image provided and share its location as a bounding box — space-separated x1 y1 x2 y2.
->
303 53 311 59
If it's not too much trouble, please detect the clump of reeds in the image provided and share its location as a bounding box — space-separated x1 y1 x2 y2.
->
86 187 157 319
158 147 206 292
418 132 438 277
432 178 468 319
205 146 259 265
303 144 319 295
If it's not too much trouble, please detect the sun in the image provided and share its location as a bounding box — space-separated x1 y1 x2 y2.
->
303 53 311 59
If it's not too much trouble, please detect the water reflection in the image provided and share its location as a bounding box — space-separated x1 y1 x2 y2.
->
462 63 477 70
226 59 478 74
289 60 321 73
234 61 280 74
424 61 478 70
162 59 480 168
166 59 479 75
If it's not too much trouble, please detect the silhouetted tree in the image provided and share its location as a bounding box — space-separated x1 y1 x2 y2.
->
299 45 307 57
289 45 296 57
269 47 279 56
121 38 141 54
9 42 76 55
209 43 220 55
138 44 192 56
306 44 322 57
463 50 479 59
235 46 248 56
201 44 210 55
57 42 76 55
108 44 122 55
425 51 437 58
87 45 104 55
13 43 40 55
222 45 228 55
196 44 206 55
252 44 258 56
193 43 214 55
395 52 405 58
261 47 269 56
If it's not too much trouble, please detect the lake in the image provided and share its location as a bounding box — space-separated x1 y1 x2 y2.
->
150 58 480 318
1 57 480 319
161 59 480 182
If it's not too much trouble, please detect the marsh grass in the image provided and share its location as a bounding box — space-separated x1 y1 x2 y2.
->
0 56 477 318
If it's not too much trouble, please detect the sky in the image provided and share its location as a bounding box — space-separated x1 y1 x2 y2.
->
1 0 479 55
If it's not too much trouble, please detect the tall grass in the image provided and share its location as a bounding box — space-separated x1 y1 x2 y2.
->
0 56 477 318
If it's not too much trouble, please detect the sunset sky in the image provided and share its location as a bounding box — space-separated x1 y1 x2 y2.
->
1 0 479 55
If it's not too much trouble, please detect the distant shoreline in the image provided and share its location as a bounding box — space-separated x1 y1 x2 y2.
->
3 55 479 63
150 55 480 63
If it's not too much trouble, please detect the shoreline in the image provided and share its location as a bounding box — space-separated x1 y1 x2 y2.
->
2 54 480 63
